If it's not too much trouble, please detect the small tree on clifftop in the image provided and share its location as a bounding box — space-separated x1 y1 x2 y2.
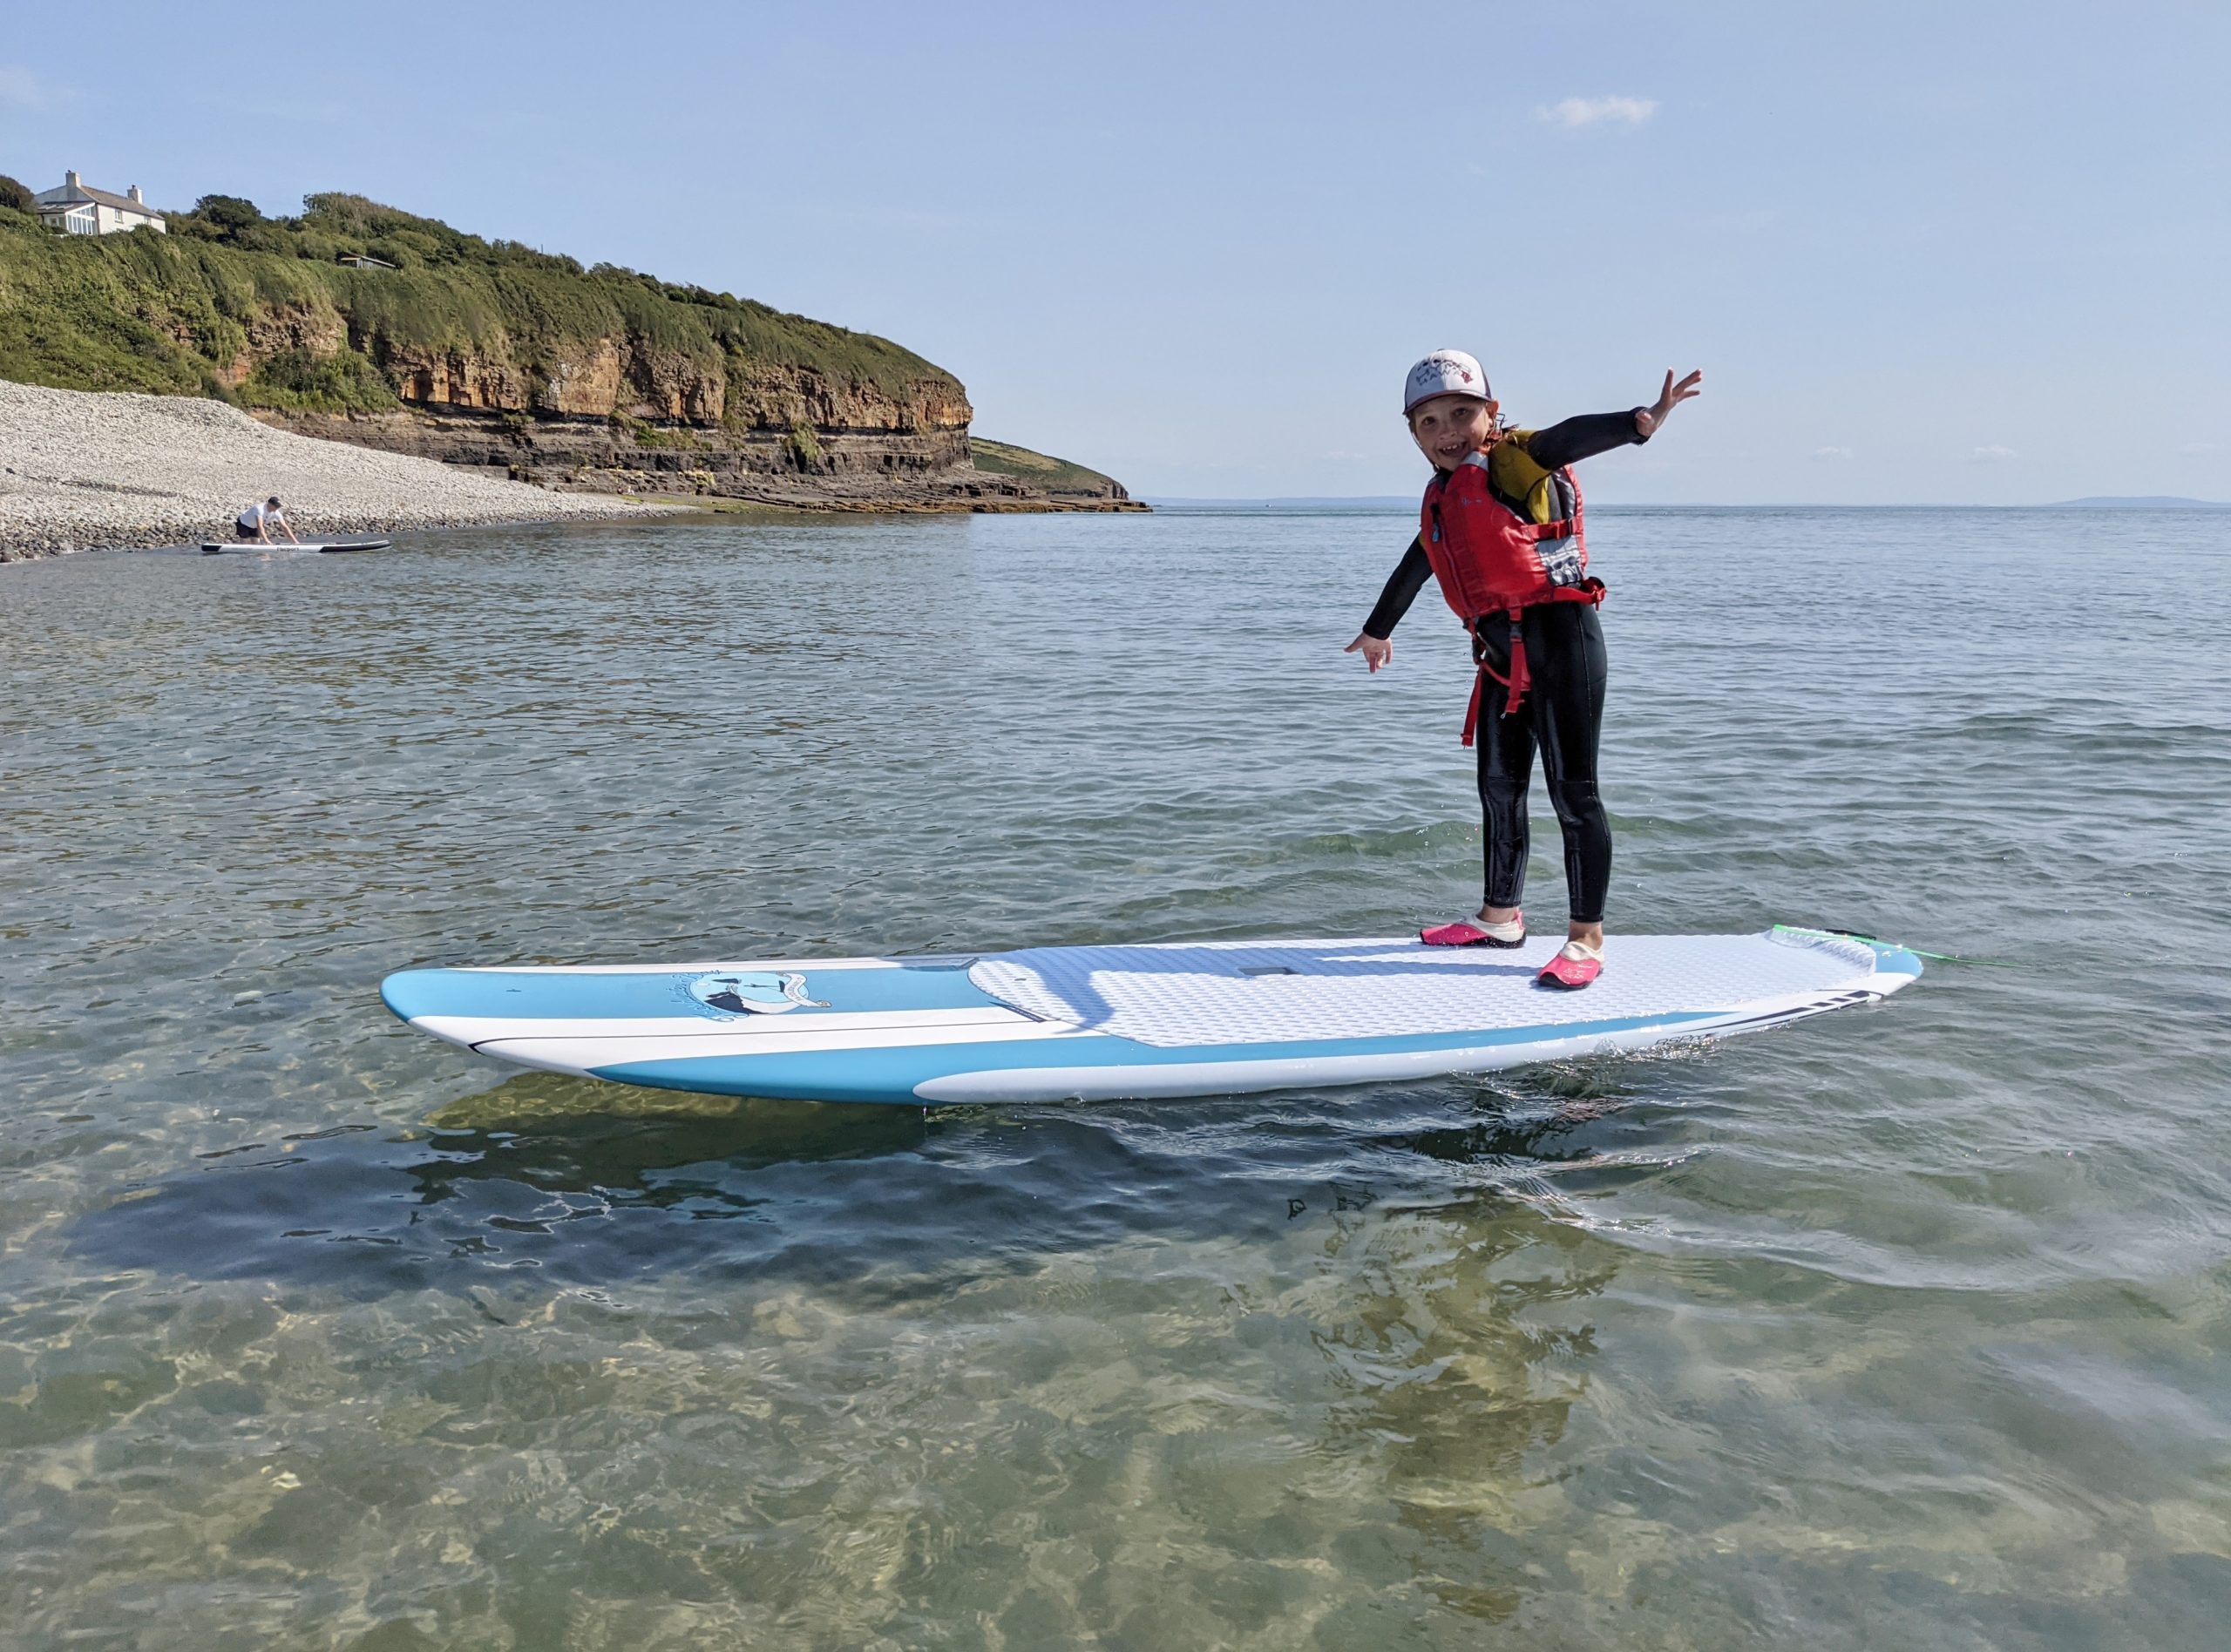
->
189 195 264 240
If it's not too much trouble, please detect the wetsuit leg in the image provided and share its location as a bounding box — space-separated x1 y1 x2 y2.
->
1523 604 1611 924
1471 620 1537 911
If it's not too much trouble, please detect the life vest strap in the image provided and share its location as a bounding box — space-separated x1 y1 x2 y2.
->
1423 459 1598 743
1458 582 1606 743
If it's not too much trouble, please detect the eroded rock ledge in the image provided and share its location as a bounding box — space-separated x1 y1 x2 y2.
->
265 403 1144 514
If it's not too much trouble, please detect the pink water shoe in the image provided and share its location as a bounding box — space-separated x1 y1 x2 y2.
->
1536 939 1604 990
1421 911 1525 948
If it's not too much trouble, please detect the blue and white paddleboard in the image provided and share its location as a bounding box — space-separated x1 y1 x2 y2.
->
380 927 1920 1107
200 539 390 555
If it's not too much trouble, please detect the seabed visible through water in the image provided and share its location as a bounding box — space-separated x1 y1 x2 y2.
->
3 506 2228 1648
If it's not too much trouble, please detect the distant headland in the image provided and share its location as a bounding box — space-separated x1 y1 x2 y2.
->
0 177 1140 525
2051 496 2231 510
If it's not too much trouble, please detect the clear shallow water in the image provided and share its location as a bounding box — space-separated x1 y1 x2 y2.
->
3 506 2229 1649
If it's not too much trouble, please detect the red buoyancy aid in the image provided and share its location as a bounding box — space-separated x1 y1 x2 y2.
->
1420 450 1605 744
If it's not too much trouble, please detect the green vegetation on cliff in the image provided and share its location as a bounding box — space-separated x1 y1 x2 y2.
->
970 437 1123 498
0 191 961 422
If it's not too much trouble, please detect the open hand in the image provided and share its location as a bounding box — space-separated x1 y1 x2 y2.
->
1635 369 1703 439
1345 633 1392 672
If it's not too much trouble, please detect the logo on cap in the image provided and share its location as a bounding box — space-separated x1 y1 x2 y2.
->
1403 349 1491 413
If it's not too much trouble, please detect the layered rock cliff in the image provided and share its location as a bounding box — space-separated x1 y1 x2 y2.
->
0 192 1140 512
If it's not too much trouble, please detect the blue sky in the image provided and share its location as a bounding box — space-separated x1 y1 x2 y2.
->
5 2 2226 503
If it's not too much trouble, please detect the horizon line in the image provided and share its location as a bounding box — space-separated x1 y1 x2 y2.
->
1142 495 2231 511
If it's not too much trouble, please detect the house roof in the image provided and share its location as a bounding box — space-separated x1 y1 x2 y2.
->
37 180 163 217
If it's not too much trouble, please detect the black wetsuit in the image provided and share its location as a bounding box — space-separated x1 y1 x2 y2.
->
1361 410 1647 924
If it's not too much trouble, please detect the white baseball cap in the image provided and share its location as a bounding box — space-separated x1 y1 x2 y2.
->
1402 349 1492 414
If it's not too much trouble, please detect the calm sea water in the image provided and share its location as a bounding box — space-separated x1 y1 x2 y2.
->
3 505 2228 1649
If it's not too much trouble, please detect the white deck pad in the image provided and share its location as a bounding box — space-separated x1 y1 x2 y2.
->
969 930 1883 1049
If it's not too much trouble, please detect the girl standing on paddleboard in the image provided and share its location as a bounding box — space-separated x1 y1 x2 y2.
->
1346 350 1702 990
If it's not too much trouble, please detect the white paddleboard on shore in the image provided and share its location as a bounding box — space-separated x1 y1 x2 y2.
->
382 926 1922 1107
201 539 390 555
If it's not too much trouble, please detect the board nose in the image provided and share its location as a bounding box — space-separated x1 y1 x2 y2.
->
380 969 458 1024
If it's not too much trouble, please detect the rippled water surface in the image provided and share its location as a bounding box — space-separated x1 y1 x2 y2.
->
5 506 2230 1649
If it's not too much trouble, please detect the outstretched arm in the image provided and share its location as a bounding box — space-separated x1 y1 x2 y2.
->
1524 369 1705 470
1345 536 1432 671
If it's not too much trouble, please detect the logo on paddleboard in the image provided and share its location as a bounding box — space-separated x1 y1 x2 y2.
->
688 971 828 1016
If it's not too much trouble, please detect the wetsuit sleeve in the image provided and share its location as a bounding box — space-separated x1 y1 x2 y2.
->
1522 410 1650 471
1361 537 1433 639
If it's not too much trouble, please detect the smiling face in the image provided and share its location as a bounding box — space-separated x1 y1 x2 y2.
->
1407 393 1501 471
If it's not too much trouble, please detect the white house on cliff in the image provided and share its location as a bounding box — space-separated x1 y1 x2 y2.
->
35 171 165 235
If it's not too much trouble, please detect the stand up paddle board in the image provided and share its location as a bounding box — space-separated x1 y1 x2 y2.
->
200 539 390 554
381 926 1920 1106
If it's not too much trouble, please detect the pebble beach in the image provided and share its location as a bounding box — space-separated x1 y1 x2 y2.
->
0 380 677 559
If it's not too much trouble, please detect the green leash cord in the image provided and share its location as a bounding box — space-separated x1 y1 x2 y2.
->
1773 924 2019 969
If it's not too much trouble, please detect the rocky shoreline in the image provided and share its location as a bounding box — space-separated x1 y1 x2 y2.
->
0 381 1144 561
0 381 679 560
265 405 1147 515
3 192 1145 545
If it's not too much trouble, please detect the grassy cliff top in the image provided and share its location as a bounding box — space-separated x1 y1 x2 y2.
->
970 437 1122 497
0 189 961 412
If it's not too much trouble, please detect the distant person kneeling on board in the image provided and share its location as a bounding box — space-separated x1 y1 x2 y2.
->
1344 351 1703 992
234 497 301 546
